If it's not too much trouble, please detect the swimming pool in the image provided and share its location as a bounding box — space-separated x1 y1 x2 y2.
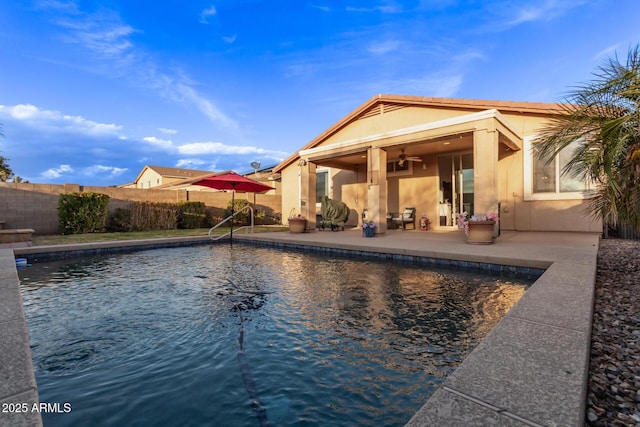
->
19 244 531 426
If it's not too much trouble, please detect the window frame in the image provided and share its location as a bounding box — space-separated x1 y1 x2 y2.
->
315 168 330 204
387 160 414 177
523 135 593 201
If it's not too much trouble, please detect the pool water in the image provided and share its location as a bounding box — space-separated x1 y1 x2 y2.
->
19 244 531 426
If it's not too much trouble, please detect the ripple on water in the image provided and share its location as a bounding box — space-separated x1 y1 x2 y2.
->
19 244 531 427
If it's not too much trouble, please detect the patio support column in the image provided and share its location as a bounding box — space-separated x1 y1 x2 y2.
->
299 160 317 230
473 121 500 215
367 147 387 234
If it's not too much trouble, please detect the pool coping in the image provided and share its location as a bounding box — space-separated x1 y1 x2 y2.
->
1 230 599 426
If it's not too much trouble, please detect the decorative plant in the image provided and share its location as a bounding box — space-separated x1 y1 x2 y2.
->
457 212 499 235
362 220 376 229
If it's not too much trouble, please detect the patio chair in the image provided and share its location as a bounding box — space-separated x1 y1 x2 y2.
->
319 196 350 231
392 207 416 230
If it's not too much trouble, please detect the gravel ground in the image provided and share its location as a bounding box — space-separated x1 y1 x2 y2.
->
586 239 640 426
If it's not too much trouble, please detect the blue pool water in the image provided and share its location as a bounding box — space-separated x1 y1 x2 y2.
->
19 244 532 426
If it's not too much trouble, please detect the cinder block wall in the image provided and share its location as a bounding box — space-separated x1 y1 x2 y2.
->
0 183 281 235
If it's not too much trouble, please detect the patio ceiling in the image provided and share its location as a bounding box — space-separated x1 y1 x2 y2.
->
299 109 522 170
309 133 475 170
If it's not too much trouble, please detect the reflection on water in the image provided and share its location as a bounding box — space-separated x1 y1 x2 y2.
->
19 245 530 427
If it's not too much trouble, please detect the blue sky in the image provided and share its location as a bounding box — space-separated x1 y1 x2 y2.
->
0 1 638 186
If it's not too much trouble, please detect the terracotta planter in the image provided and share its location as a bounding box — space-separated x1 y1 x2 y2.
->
289 217 307 233
466 220 495 244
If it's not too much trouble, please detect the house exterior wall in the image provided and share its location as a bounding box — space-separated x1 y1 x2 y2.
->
278 100 602 233
136 168 163 188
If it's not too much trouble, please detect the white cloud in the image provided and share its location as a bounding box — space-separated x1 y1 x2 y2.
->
39 3 238 130
174 83 238 129
175 158 211 169
368 39 400 55
82 165 128 177
310 4 330 12
500 0 587 29
158 127 177 135
346 2 403 13
42 164 73 179
222 34 237 44
178 141 287 158
0 104 122 136
593 44 622 62
199 5 217 24
143 136 175 150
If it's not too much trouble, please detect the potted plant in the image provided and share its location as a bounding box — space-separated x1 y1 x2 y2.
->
362 220 376 237
288 215 307 233
457 212 499 244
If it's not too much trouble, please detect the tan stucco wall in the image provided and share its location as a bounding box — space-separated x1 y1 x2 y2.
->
279 102 602 233
281 166 301 222
0 182 282 234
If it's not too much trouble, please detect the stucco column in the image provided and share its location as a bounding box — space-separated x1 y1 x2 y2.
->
366 147 387 234
473 123 499 215
299 160 317 230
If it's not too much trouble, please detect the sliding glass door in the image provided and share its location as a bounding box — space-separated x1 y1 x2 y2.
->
438 153 474 226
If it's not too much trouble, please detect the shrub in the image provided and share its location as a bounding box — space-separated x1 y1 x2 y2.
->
58 192 110 235
224 199 251 225
129 202 179 231
108 208 133 232
177 202 206 229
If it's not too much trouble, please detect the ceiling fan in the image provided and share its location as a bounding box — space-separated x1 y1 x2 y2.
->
394 148 422 167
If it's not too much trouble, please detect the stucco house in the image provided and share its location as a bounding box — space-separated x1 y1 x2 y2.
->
273 94 602 234
120 165 217 189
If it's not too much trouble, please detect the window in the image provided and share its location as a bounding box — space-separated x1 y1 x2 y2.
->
386 160 413 177
316 170 329 203
524 136 592 200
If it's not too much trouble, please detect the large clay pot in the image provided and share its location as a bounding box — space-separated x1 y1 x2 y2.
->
467 220 495 244
289 217 307 233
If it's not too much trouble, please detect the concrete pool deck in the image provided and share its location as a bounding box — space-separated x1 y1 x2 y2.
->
0 228 599 426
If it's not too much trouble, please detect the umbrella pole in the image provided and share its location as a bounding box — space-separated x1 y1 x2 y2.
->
230 189 234 244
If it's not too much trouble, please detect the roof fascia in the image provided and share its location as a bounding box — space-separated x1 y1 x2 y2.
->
299 109 522 157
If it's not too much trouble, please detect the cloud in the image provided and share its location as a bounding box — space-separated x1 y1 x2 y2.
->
309 4 330 12
174 83 238 129
222 34 237 44
175 158 213 169
143 136 175 150
38 2 238 130
199 5 217 24
158 127 177 135
42 164 73 179
82 165 128 177
178 141 288 158
499 0 587 29
593 44 622 62
0 104 122 136
367 39 400 55
345 2 403 13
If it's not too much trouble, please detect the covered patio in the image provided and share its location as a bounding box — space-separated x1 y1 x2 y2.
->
295 108 522 234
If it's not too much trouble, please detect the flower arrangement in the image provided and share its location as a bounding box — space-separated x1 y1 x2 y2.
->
362 220 376 237
362 221 376 229
457 212 499 235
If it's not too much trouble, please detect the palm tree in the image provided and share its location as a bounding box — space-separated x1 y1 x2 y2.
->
533 45 640 230
0 157 12 182
0 124 14 182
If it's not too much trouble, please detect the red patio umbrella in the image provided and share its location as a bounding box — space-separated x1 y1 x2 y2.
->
191 171 274 240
